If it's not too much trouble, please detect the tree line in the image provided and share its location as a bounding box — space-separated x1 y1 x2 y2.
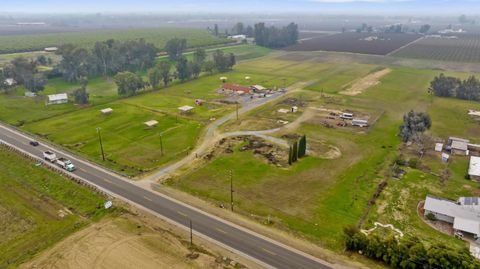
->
430 73 480 101
344 226 480 269
209 22 299 48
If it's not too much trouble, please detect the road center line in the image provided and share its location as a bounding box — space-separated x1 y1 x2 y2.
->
177 211 188 217
216 227 227 234
143 196 153 202
262 248 277 256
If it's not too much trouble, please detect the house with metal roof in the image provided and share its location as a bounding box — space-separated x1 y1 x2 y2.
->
424 195 480 239
469 156 480 182
451 140 469 155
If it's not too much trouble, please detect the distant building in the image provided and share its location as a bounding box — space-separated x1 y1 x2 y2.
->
46 93 68 105
100 108 113 115
469 156 480 182
25 91 37 97
251 85 267 93
221 83 251 95
423 195 480 240
144 120 158 128
4 78 16 86
44 47 58 53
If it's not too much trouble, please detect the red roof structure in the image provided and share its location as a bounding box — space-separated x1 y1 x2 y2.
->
222 83 251 93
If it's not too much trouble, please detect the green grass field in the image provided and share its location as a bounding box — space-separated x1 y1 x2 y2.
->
0 28 232 54
0 147 111 268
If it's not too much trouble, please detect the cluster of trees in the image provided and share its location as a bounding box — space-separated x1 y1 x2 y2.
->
254 22 299 48
430 73 480 101
419 24 431 34
114 71 145 97
5 57 47 92
57 38 157 82
73 78 89 105
231 22 254 37
288 135 307 165
399 110 432 143
344 226 480 269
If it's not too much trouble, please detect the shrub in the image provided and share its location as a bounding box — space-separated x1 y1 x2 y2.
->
426 212 437 221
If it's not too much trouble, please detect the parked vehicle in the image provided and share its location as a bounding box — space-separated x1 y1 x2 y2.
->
43 151 57 162
56 157 76 172
340 113 354 120
29 140 39 146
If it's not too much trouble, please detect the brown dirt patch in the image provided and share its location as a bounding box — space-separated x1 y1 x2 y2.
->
19 214 239 269
205 136 288 167
340 68 391 96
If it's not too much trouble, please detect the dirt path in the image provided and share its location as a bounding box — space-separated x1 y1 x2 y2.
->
138 81 314 184
340 68 391 96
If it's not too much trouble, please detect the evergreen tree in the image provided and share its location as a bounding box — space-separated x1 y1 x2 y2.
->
292 141 298 162
298 135 307 158
288 145 293 165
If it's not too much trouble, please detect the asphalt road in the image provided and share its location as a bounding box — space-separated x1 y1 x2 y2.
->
0 123 333 269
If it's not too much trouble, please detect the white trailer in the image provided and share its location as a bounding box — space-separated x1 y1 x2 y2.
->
43 151 57 162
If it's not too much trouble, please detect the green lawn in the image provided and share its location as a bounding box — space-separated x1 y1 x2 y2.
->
0 148 111 268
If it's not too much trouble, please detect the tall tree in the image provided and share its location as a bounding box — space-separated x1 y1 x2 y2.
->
214 24 219 36
175 57 190 82
457 76 480 101
158 61 171 86
73 78 89 105
56 44 93 82
298 135 307 158
10 57 47 92
232 22 245 35
114 71 144 97
165 38 187 61
193 48 207 65
399 110 432 143
292 141 298 162
429 73 460 97
148 67 162 89
419 24 431 34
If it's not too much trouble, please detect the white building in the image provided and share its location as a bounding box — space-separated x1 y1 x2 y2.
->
424 196 480 239
46 93 68 105
469 156 480 182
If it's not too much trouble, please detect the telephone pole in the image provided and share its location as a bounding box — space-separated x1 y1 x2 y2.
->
189 219 193 248
230 170 234 212
159 132 164 156
96 127 105 161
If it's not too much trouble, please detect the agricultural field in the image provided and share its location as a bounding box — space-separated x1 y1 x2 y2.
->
166 54 480 255
393 34 480 63
284 32 422 55
0 28 232 54
0 147 111 268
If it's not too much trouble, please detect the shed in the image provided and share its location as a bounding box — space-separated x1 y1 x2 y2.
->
469 156 480 182
46 93 68 105
100 108 113 115
144 120 158 128
435 143 443 152
178 105 194 114
291 106 298 113
449 136 470 145
277 108 289 114
451 140 469 156
442 153 450 163
251 85 267 92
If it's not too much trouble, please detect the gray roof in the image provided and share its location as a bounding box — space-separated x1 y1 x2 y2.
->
459 197 480 206
451 140 468 151
449 136 470 143
424 196 480 235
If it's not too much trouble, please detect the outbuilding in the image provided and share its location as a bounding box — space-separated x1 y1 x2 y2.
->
100 108 113 115
435 143 444 152
178 105 194 114
46 93 68 105
451 140 469 156
469 156 480 182
144 120 158 128
44 47 58 52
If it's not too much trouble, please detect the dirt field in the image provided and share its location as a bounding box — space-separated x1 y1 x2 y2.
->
20 214 242 269
284 32 422 55
340 68 391 96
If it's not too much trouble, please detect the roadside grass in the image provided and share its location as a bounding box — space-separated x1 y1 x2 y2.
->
0 148 112 268
44 77 118 104
22 101 209 176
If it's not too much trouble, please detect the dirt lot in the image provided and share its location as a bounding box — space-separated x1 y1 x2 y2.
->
20 214 244 269
340 68 391 96
284 32 422 55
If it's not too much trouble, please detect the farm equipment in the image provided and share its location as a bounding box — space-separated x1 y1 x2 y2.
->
43 151 57 162
56 157 76 172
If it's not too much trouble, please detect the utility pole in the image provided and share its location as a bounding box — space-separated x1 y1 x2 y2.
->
236 102 239 121
189 219 193 248
159 132 164 156
96 127 105 161
230 170 234 212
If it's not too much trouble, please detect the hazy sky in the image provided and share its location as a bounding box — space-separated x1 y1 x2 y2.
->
4 0 480 15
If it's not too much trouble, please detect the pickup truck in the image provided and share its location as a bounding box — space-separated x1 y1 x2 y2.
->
56 157 76 172
43 151 57 162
